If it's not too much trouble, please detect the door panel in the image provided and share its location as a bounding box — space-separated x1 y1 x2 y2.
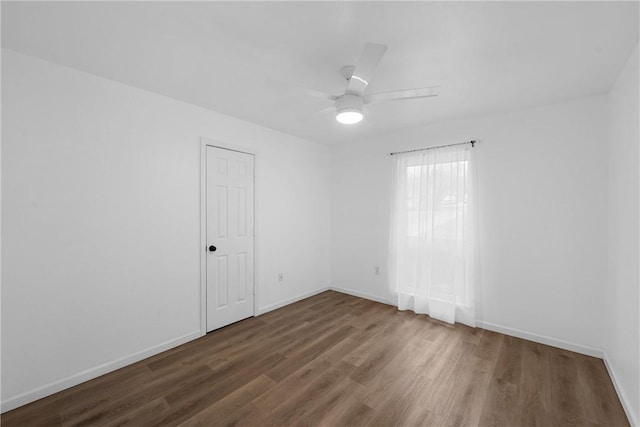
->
206 146 255 332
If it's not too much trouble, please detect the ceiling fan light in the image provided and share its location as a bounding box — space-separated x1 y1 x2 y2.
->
335 94 364 125
336 109 363 124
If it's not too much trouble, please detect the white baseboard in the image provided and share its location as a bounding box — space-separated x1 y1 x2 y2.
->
256 286 330 315
476 320 603 358
1 330 201 414
329 286 393 306
604 353 639 427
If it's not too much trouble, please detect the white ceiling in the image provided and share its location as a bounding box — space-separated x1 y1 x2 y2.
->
2 1 638 145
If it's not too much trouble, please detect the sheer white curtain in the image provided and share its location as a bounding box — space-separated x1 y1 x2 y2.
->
389 144 478 327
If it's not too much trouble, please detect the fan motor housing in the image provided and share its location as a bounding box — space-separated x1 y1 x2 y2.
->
335 94 364 114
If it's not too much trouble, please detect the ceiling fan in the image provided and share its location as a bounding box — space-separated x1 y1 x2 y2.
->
276 43 440 125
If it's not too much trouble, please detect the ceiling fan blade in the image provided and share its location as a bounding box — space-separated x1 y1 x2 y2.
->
309 105 335 118
364 86 440 104
266 79 337 101
293 105 335 123
345 43 388 95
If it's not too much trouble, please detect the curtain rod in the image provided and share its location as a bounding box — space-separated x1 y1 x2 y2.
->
389 140 477 156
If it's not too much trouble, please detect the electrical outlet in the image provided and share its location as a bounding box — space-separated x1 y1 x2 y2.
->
374 266 380 275
278 273 284 282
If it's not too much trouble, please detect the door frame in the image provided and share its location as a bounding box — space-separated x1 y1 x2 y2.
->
200 137 259 336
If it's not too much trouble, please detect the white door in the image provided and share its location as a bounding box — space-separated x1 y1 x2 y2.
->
206 146 255 332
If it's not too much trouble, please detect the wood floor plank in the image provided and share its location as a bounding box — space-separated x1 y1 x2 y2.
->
250 356 334 412
1 290 629 427
439 352 495 426
309 378 374 427
477 376 520 427
61 365 215 426
477 337 522 427
318 398 375 427
155 353 286 426
357 337 432 409
549 350 588 427
515 340 553 427
363 372 431 426
258 360 357 426
264 324 355 382
221 403 267 427
176 375 276 427
101 397 171 427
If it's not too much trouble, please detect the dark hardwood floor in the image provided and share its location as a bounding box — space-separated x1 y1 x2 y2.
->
2 290 629 426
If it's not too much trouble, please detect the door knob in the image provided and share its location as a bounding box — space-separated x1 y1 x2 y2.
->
208 245 217 252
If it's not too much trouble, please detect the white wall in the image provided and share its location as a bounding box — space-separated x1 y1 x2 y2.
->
331 95 609 355
605 43 639 426
1 49 331 410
